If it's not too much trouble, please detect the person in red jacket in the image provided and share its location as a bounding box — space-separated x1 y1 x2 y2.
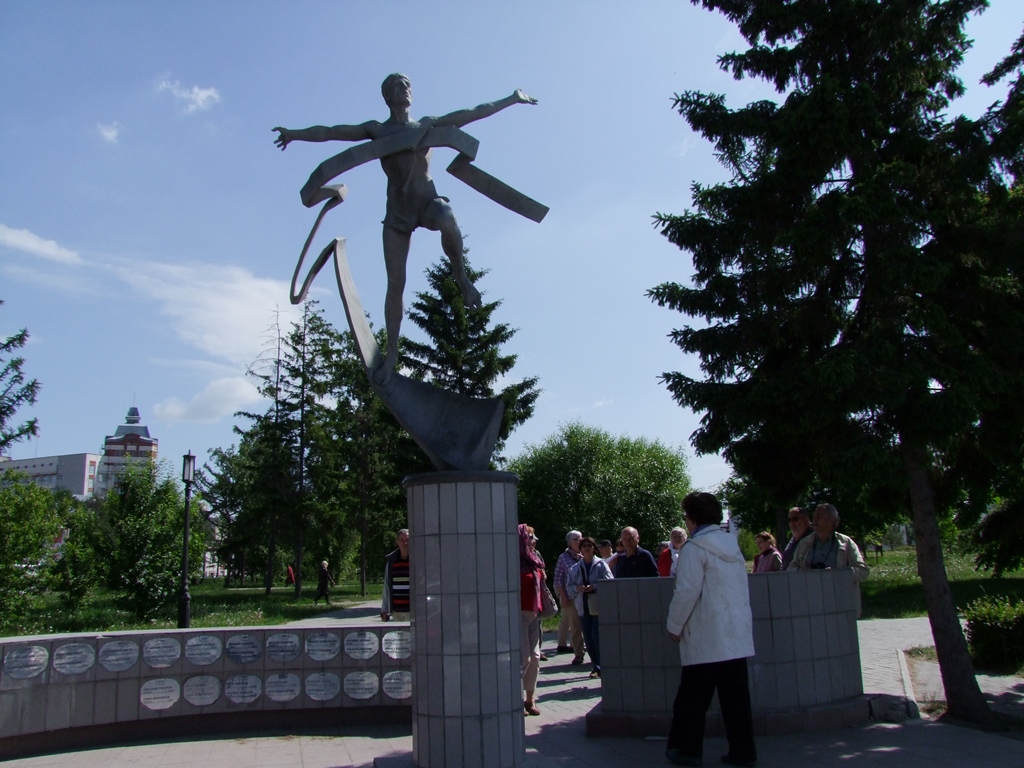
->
519 523 545 716
658 527 688 577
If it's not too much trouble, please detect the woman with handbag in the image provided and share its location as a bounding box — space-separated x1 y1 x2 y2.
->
565 536 614 679
519 523 545 715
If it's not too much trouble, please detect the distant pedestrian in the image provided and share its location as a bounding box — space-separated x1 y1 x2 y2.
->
286 564 296 586
382 529 411 621
313 560 334 606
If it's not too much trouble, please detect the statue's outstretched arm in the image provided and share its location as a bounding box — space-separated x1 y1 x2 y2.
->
432 89 537 129
273 121 379 150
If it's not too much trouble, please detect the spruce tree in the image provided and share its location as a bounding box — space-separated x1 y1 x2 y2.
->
403 256 540 459
649 0 1024 723
0 299 40 455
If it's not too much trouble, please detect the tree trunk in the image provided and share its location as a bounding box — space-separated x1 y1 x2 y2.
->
359 501 368 598
264 527 277 596
902 441 993 723
293 525 304 599
774 504 788 549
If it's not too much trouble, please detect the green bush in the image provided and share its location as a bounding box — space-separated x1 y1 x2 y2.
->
963 595 1024 670
736 528 758 561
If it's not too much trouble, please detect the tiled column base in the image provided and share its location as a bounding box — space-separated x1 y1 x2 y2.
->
405 471 525 768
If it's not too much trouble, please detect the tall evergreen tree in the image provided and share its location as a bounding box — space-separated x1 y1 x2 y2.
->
403 256 540 459
649 0 1024 723
0 299 40 455
241 301 344 595
331 328 422 595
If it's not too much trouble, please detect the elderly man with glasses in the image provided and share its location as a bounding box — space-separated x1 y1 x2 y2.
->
780 506 813 571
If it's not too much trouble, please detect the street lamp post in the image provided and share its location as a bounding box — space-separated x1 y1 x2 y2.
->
178 451 196 629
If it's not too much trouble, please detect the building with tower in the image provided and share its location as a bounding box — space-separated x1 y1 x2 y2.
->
1 405 159 498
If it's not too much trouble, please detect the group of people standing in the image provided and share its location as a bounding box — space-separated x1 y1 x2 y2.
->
519 523 667 716
522 495 868 767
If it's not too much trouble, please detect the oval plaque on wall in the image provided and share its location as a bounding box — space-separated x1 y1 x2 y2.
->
265 672 302 702
224 674 262 704
140 678 180 710
143 637 181 669
185 635 222 666
52 642 96 676
225 634 261 665
3 646 49 680
382 669 413 700
343 670 379 700
305 632 340 661
266 633 300 662
99 640 139 672
305 671 341 701
183 675 222 706
382 630 412 660
343 630 379 660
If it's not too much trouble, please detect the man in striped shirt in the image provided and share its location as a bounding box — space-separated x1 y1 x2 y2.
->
382 529 411 621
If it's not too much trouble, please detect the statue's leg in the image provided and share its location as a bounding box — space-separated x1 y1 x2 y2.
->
380 225 412 381
422 199 482 310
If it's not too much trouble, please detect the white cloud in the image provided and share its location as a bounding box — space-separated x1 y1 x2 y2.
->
0 263 97 296
158 80 221 113
97 121 122 144
153 376 262 424
104 258 299 368
0 224 82 265
593 399 612 408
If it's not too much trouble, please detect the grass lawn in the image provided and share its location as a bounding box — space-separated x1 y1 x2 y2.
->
4 580 384 638
861 546 1024 619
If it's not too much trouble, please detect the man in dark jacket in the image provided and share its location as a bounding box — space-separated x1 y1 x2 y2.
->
614 526 659 578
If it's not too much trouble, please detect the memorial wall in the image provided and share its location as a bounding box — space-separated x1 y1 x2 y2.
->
590 569 869 736
0 623 412 759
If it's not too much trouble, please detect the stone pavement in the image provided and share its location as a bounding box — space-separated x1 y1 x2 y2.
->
3 612 1024 767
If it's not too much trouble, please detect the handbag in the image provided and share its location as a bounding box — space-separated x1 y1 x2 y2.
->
581 561 599 616
539 579 558 619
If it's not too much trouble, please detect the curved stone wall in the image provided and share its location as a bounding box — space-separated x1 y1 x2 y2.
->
591 569 867 735
0 623 412 759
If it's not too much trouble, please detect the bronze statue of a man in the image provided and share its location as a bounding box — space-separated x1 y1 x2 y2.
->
273 74 537 379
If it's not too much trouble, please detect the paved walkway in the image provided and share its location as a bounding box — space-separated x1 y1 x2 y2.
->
4 614 1024 767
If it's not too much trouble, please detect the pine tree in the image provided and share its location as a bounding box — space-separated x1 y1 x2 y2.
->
649 0 1024 723
403 256 540 459
0 300 40 455
329 328 422 595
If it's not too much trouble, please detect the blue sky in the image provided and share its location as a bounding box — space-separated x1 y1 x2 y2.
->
2 1 1022 491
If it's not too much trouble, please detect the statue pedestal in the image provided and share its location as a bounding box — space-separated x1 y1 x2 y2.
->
404 471 525 768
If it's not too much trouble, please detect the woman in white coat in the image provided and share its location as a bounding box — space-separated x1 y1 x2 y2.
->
665 492 756 768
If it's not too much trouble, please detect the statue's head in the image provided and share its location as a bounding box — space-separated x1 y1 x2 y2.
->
381 73 412 108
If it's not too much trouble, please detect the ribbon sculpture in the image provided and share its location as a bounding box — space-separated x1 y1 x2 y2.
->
288 125 547 471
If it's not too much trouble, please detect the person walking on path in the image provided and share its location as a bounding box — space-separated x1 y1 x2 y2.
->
666 492 757 767
313 561 335 606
